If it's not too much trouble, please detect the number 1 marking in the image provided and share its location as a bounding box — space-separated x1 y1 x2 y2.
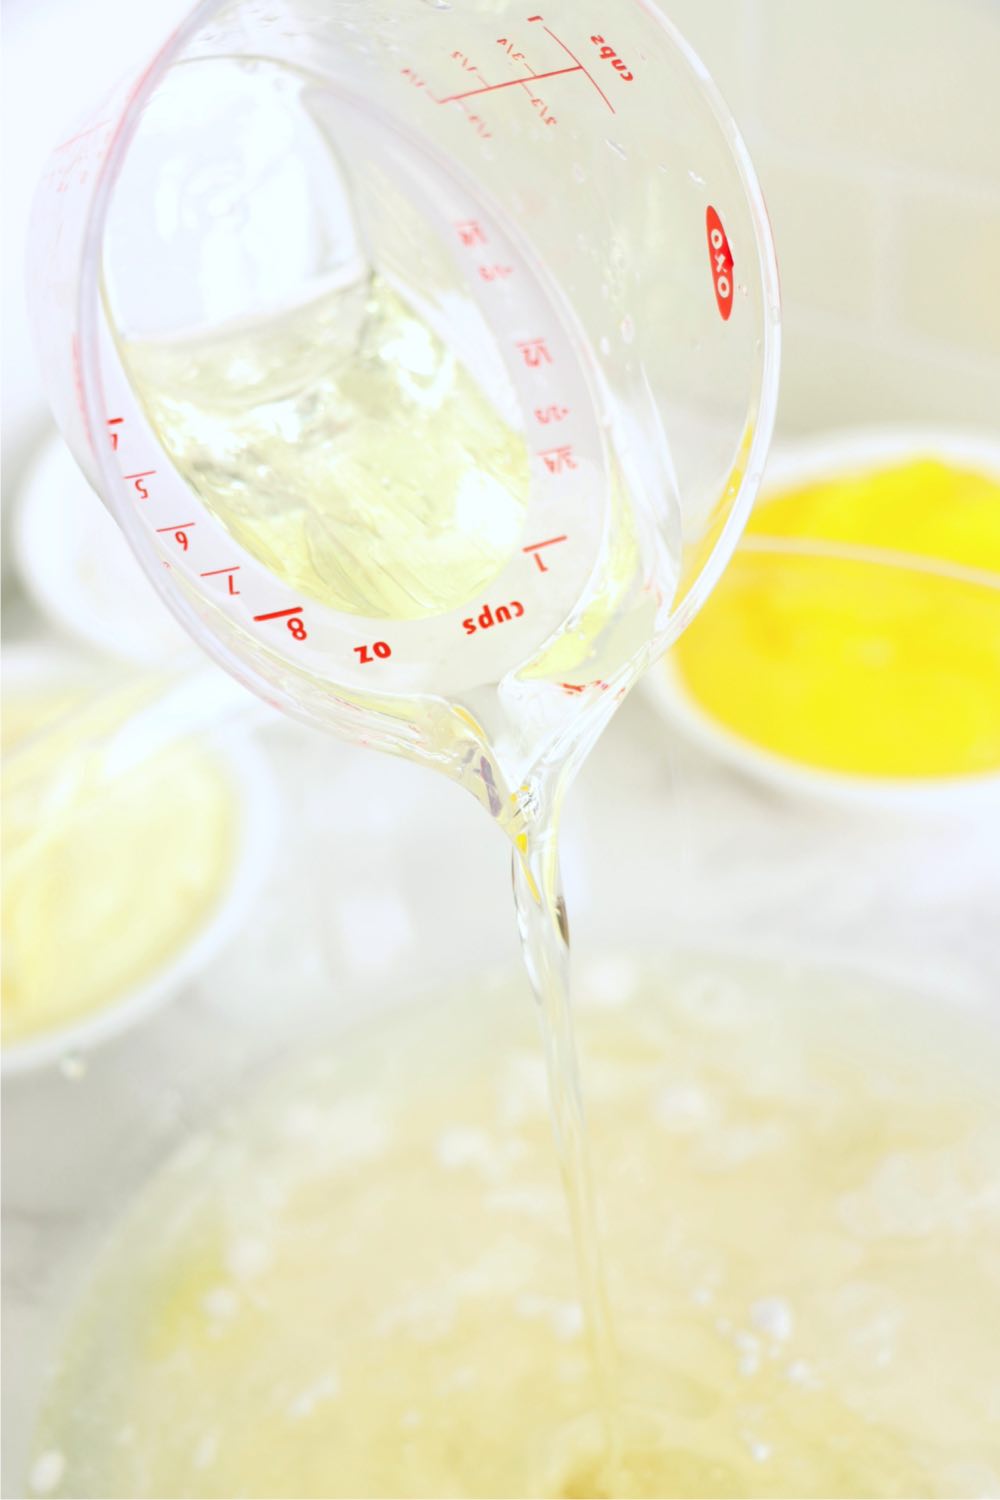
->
523 535 568 573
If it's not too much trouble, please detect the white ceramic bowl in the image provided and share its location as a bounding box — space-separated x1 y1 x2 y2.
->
644 427 1000 812
1 643 279 1075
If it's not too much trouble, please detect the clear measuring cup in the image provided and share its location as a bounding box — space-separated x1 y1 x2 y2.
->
27 0 780 818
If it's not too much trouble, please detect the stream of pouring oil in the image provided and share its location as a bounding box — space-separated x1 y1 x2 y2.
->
122 269 637 1470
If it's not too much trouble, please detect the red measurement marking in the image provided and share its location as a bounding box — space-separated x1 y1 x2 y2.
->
253 606 303 622
706 206 734 322
589 34 634 82
535 404 570 424
496 38 527 62
354 641 392 664
54 119 109 152
107 416 123 451
123 469 155 498
157 523 194 550
253 606 308 640
524 93 557 125
517 338 552 368
456 220 487 247
462 600 525 635
400 67 443 103
440 62 581 105
497 37 560 120
479 264 513 281
458 105 493 139
523 535 568 573
539 445 577 474
488 28 559 121
201 565 241 596
560 682 586 693
536 22 615 113
401 68 427 87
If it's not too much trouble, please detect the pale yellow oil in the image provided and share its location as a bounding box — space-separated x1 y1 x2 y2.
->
30 954 1000 1498
121 277 531 621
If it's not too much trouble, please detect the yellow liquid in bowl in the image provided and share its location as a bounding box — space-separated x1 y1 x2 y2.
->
30 955 1000 1497
671 461 1000 780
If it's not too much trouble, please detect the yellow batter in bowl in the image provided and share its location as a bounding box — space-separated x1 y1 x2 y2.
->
667 448 1000 784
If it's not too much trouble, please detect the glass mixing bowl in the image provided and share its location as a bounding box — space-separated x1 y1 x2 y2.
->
4 683 998 1494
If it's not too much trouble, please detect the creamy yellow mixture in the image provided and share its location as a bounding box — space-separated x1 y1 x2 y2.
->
30 954 1000 1497
2 685 237 1047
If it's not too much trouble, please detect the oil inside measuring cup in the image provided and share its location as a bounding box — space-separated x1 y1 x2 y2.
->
104 55 616 663
125 273 530 620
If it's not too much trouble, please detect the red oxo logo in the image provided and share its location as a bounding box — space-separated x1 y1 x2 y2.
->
706 206 734 322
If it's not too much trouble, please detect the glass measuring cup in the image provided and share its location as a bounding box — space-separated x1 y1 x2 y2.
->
27 0 780 815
